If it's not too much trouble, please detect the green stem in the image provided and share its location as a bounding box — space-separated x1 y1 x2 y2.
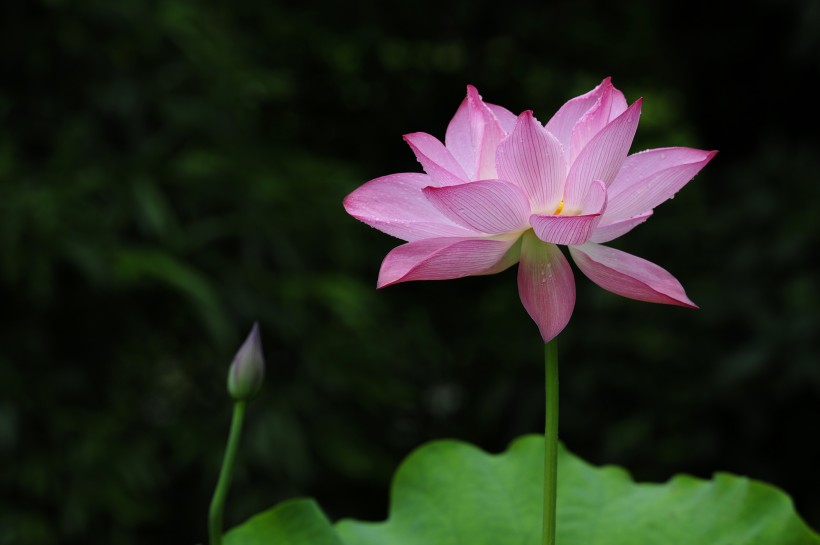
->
542 339 559 545
209 400 247 545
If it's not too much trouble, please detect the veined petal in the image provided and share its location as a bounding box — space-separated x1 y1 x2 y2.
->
563 99 642 211
608 86 628 122
569 81 625 164
423 180 531 234
404 132 468 187
486 103 517 134
545 78 612 157
569 242 697 307
530 181 607 245
581 179 608 214
610 147 715 189
604 148 718 223
343 173 479 242
517 231 575 342
378 236 521 288
589 211 653 243
496 110 566 213
445 85 507 180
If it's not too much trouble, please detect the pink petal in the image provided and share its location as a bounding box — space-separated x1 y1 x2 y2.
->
403 132 468 187
562 99 642 212
445 85 507 180
589 211 653 243
604 148 718 223
423 180 531 234
378 236 521 288
486 103 517 134
611 147 714 188
608 86 628 122
529 181 607 245
517 232 576 342
569 82 625 165
496 111 567 213
544 78 612 156
343 173 479 242
581 178 608 214
569 242 697 307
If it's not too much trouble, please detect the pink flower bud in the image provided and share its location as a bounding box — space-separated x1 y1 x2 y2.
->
227 323 265 401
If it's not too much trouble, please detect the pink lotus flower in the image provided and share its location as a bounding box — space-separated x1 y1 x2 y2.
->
344 79 716 342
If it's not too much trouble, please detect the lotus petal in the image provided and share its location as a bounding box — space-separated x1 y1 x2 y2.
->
497 110 566 213
604 148 717 223
530 181 606 245
378 236 521 288
423 180 531 234
562 99 642 212
517 232 576 342
569 242 696 307
445 85 507 180
404 132 468 187
589 211 653 243
343 173 478 242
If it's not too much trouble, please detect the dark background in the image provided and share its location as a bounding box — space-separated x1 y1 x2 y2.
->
1 0 819 543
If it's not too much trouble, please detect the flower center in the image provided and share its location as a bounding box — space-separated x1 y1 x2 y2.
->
553 199 565 215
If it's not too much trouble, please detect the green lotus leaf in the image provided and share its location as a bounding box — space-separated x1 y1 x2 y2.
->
224 498 344 545
230 435 820 544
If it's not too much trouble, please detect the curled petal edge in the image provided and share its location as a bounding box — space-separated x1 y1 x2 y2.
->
530 181 607 246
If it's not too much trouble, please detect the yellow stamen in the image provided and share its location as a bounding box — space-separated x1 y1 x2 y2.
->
553 199 564 215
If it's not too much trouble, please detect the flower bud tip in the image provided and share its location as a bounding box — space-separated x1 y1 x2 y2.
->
227 322 265 401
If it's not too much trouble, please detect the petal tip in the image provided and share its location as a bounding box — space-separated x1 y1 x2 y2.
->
519 109 543 125
342 191 356 213
376 267 404 289
677 297 699 309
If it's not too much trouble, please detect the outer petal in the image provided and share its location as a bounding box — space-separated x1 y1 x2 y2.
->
545 78 614 157
603 148 718 223
486 103 517 134
496 111 566 213
403 132 468 187
423 180 531 234
343 173 479 242
569 82 624 164
569 242 697 307
562 99 642 212
530 181 607 245
607 86 628 122
610 147 715 189
445 85 507 180
517 231 575 342
378 236 521 288
589 211 653 243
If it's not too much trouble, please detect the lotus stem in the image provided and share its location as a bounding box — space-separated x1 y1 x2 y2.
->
543 339 559 545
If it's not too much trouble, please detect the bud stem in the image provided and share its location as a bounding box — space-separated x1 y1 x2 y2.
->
209 400 247 545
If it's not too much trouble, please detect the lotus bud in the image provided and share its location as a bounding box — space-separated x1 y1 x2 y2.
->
227 323 265 401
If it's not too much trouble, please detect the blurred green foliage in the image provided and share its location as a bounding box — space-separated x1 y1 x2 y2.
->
1 0 818 543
